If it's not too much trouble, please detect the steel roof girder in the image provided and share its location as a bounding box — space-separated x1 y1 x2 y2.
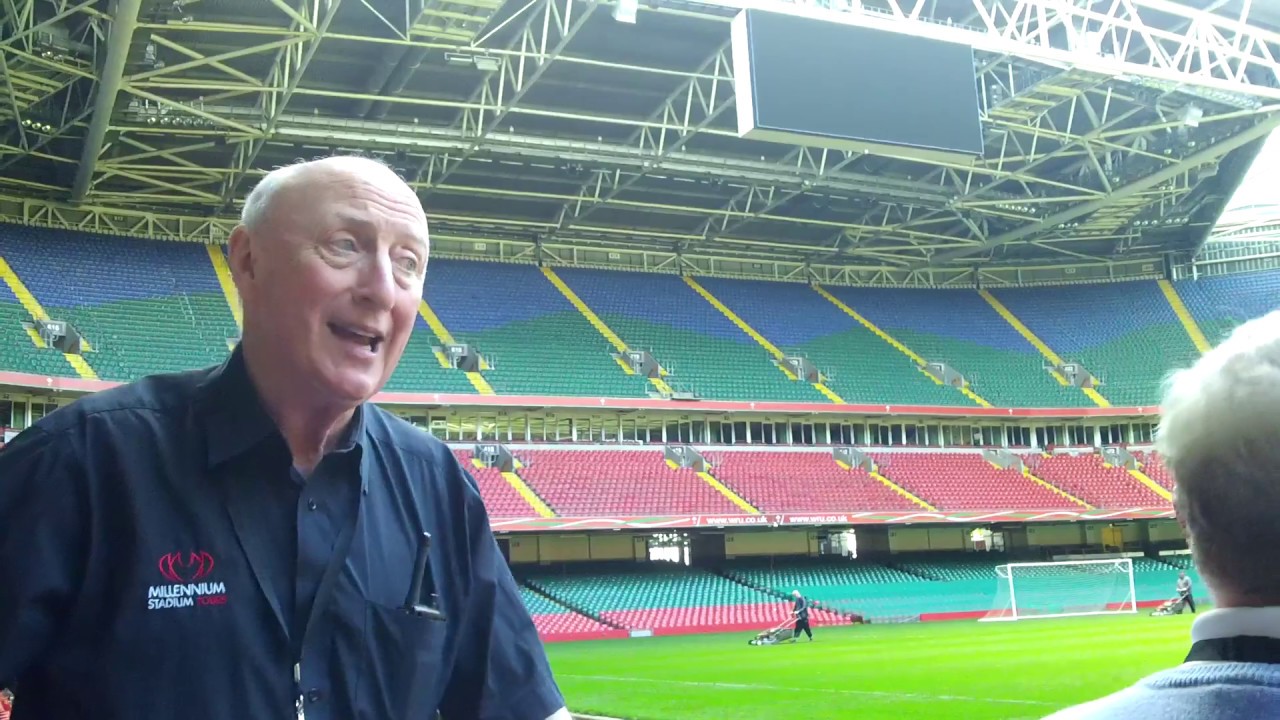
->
217 0 347 206
268 121 956 205
549 44 736 234
921 111 1280 267
426 0 598 189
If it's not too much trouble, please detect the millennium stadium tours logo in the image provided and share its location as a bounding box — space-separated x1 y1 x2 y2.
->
147 551 229 610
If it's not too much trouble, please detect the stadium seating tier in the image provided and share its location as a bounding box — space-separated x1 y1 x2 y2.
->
1029 453 1169 507
824 285 1091 408
556 268 829 402
1 227 239 380
453 449 542 517
706 450 923 513
1131 450 1174 491
990 282 1202 406
424 261 648 398
1174 269 1280 345
2 226 1274 411
0 294 79 378
693 277 964 405
874 452 1086 511
385 329 483 394
516 449 744 516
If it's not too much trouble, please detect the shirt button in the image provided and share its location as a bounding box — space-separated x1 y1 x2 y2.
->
307 689 323 703
307 499 318 511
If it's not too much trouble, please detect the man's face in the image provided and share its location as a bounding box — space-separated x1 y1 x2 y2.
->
234 163 428 405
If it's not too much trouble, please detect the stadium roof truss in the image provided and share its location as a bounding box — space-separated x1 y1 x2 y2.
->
2 0 1280 283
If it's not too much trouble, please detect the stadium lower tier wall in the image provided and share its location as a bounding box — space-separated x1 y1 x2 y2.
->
502 522 1183 565
508 530 820 564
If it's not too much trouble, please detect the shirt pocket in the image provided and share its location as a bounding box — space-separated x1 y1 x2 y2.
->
357 598 451 719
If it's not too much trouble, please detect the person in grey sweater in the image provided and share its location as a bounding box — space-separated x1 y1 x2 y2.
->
1046 309 1280 719
1177 570 1197 613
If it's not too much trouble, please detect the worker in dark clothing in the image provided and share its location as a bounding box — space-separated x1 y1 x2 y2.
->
791 589 813 642
0 156 568 720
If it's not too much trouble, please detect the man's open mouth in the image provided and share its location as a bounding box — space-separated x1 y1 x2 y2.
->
329 323 384 353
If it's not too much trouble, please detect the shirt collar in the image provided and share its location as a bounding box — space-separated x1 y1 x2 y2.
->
1191 607 1280 643
195 345 369 476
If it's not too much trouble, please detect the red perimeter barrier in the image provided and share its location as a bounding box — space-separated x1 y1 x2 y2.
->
920 599 1168 623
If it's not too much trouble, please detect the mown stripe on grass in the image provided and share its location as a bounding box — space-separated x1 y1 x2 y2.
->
559 674 1059 707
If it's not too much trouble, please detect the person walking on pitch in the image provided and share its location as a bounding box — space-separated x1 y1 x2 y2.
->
791 590 813 642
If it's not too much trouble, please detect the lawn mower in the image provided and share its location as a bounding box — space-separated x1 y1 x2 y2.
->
1150 594 1189 616
748 616 797 646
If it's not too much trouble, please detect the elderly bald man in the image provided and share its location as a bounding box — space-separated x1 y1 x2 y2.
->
0 156 569 720
1045 309 1280 719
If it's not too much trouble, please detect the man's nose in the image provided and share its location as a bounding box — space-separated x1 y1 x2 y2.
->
356 252 397 309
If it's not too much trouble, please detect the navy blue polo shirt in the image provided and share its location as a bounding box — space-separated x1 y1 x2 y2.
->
0 347 565 720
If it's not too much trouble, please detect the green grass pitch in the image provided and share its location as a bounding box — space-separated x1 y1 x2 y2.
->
546 613 1197 719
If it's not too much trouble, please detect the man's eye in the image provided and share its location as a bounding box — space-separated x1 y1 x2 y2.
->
398 255 421 273
332 237 358 253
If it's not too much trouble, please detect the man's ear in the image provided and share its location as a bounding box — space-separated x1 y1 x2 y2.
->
227 224 254 289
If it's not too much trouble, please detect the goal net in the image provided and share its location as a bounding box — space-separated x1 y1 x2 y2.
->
980 558 1136 622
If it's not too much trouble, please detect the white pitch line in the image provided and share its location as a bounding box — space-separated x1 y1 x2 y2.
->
559 674 1060 707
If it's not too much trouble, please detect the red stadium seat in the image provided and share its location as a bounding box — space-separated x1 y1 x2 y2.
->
453 449 539 518
1029 453 1169 507
529 612 618 636
517 449 742 516
708 451 921 512
1131 450 1175 491
873 452 1084 511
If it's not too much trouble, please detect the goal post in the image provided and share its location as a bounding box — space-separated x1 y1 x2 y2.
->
980 558 1137 622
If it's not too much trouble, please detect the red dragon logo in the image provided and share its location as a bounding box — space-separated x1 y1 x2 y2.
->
157 551 216 583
